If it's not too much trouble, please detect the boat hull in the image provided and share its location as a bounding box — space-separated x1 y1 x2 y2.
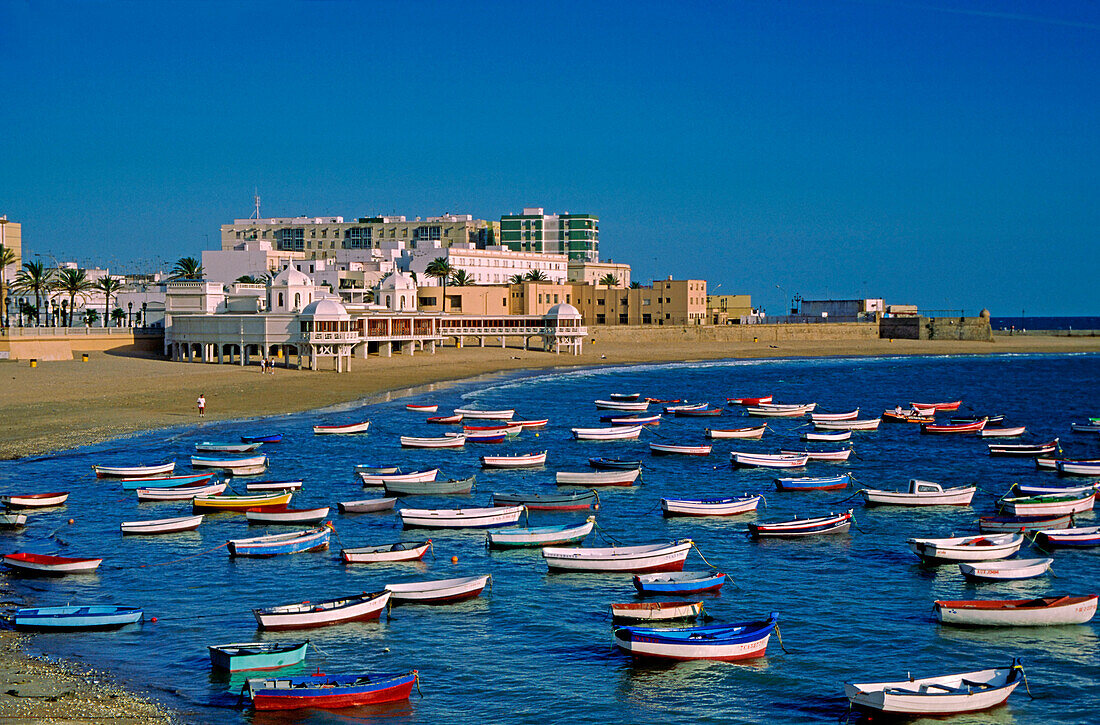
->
253 592 391 630
385 575 490 603
12 606 142 630
120 515 204 535
610 601 704 623
613 617 776 661
934 596 1098 626
399 505 524 529
342 541 431 563
248 672 416 711
543 541 692 573
208 641 309 671
661 496 760 516
846 665 1020 715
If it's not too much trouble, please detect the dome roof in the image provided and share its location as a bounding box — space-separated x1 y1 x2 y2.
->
301 298 349 319
380 271 416 290
545 302 581 318
272 266 313 287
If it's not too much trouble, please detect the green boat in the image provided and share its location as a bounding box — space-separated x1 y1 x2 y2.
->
208 641 308 672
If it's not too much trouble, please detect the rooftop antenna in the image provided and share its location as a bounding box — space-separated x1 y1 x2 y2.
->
250 188 261 220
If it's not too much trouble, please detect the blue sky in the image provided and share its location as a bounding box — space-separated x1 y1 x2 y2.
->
2 0 1098 315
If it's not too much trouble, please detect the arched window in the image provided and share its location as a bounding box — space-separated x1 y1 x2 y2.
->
278 292 284 307
294 293 301 309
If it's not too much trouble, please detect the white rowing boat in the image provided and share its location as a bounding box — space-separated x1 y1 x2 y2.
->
398 505 524 529
555 469 640 486
907 533 1023 563
120 515 204 535
385 575 491 603
934 596 1098 626
845 662 1023 715
959 557 1054 581
542 539 693 573
572 425 643 441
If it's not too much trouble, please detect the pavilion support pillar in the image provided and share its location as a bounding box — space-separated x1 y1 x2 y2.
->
381 341 392 358
428 340 436 354
479 337 485 348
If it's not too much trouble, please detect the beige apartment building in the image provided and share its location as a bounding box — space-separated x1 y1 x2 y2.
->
0 216 21 301
707 294 754 324
571 279 707 326
567 259 631 287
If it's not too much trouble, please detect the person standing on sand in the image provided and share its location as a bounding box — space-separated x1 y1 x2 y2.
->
197 394 206 417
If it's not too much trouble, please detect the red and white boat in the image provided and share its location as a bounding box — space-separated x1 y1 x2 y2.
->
512 418 549 429
595 399 650 411
453 408 514 420
706 425 766 440
780 448 852 461
661 495 761 516
726 395 772 405
555 469 640 486
399 435 466 448
810 410 859 422
120 514 204 535
650 443 712 456
814 418 882 431
385 575 490 603
608 414 662 426
342 541 432 563
542 539 693 573
746 404 815 418
405 404 438 413
92 461 175 478
731 452 808 468
312 421 370 435
245 507 331 525
481 451 547 468
934 595 1097 627
253 591 391 630
426 414 463 424
2 552 103 575
911 400 962 411
464 424 523 436
135 482 227 501
0 492 69 508
359 468 439 486
921 418 987 434
572 425 643 441
979 426 1026 438
748 510 853 538
610 601 705 623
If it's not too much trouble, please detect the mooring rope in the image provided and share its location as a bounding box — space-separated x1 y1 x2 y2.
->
690 542 721 570
774 623 790 653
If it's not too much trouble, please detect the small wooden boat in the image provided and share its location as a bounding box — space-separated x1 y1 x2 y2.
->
1012 481 1098 496
988 438 1059 457
12 606 143 630
136 482 226 501
959 558 1053 581
555 469 640 487
193 491 292 511
491 490 599 511
572 425 643 441
312 420 370 435
726 395 772 405
247 671 417 711
119 472 214 490
661 495 761 517
542 539 693 573
354 464 400 474
911 400 962 411
512 418 549 429
1070 422 1100 433
453 407 514 420
774 474 851 492
2 552 102 575
609 393 641 401
1037 525 1100 547
748 510 853 538
934 596 1098 627
481 451 547 468
385 575 491 603
613 614 778 661
810 409 859 422
594 399 650 411
342 541 432 563
427 414 463 424
244 479 303 492
664 402 709 413
337 498 397 514
633 570 726 595
0 513 27 528
731 452 808 468
253 591 391 630
979 426 1026 438
228 526 331 556
487 517 594 548
813 418 882 431
92 462 175 479
405 403 438 413
845 661 1022 716
208 641 308 672
359 468 439 486
882 408 936 423
245 506 331 525
746 404 814 418
907 533 1023 563
384 475 475 496
610 601 705 623
456 431 506 444
241 433 282 444
1058 460 1100 476
399 505 524 529
0 492 69 508
998 491 1095 516
463 423 522 436
706 425 766 440
400 435 466 448
120 514 204 535
195 442 262 453
588 457 642 470
951 414 1005 425
650 443 712 456
604 414 662 425
190 454 268 473
674 407 722 418
978 513 1074 533
802 430 851 442
861 480 975 506
780 447 853 461
921 418 987 434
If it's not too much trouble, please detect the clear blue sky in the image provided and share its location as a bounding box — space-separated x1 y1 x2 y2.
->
2 0 1098 315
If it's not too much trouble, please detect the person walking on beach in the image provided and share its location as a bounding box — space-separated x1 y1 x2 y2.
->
197 393 206 418
259 357 266 374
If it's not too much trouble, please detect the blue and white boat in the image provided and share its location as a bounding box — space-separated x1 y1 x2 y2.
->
774 473 852 492
661 495 761 516
227 526 332 557
633 570 727 596
12 605 143 630
247 671 417 711
208 641 309 671
588 457 643 470
119 472 215 490
241 433 283 444
613 613 778 660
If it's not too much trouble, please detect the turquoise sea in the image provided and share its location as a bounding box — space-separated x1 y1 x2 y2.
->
1 353 1098 724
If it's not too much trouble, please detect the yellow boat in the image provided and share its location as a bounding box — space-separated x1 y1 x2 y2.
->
192 492 292 511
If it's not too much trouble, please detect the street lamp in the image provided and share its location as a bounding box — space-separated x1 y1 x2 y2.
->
61 299 69 327
51 300 59 327
128 301 133 328
141 301 147 328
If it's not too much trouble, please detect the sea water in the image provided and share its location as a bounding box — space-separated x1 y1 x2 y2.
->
1 353 1097 724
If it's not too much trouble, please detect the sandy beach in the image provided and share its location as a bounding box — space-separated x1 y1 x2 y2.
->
0 330 1097 722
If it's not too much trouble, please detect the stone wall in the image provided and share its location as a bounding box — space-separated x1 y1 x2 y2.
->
591 322 879 345
0 331 164 361
879 316 993 342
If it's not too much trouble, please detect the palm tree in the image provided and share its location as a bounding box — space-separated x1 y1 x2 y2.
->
55 268 93 326
525 269 549 282
94 276 123 328
630 281 642 289
235 275 265 284
0 244 16 318
110 307 126 327
82 308 99 327
12 261 55 326
509 273 525 284
450 269 474 286
425 257 454 312
170 256 204 280
599 273 620 286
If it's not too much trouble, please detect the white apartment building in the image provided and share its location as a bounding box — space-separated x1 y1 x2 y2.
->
407 244 569 286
